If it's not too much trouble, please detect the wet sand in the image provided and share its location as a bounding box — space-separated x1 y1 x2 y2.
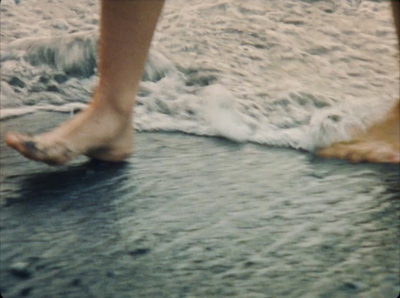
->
0 112 399 298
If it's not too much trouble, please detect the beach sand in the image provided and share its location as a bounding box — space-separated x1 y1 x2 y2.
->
1 112 398 297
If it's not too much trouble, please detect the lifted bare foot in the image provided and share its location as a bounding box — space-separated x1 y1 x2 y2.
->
318 102 400 164
5 102 133 166
4 0 165 166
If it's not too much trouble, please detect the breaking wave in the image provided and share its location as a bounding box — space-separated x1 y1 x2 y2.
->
1 0 398 151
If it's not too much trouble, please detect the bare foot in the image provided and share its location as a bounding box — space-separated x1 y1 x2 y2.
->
5 101 133 166
318 101 400 164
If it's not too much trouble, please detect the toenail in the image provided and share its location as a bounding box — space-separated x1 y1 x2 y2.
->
391 155 400 162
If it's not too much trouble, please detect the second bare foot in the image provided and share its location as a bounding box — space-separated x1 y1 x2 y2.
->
318 101 400 164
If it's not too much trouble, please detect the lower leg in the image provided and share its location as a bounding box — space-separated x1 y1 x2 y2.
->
96 0 165 115
5 0 164 165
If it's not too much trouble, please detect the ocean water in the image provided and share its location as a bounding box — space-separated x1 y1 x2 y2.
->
1 0 399 151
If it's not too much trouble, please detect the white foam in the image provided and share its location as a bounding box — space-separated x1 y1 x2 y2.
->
202 85 255 142
4 32 98 77
0 103 87 120
1 0 398 153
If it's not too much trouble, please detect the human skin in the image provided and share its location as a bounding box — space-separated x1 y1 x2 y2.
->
318 1 399 163
5 0 165 165
5 0 400 165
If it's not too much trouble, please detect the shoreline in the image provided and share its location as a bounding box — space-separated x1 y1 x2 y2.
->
1 111 399 298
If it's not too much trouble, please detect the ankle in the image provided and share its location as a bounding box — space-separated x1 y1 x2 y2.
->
91 91 135 119
88 99 132 122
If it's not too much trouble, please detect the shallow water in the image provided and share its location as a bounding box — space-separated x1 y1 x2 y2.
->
0 112 399 298
1 0 399 150
1 1 400 297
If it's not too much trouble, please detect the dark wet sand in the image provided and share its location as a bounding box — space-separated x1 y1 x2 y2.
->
1 112 399 298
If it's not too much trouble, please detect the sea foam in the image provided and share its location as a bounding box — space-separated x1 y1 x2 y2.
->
1 0 398 152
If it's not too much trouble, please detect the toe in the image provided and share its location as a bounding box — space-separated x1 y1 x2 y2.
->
318 143 349 160
347 151 364 163
5 132 23 149
390 154 400 163
5 132 34 156
365 146 398 163
317 145 338 159
5 132 75 165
